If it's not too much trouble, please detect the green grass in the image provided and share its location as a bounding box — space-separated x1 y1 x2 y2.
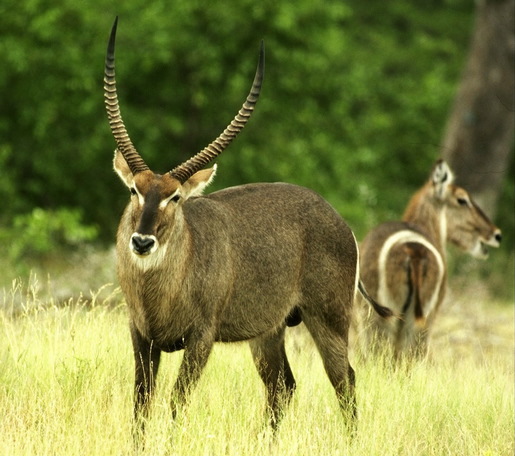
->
1 279 513 456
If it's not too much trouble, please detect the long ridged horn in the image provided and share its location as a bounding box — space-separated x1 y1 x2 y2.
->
104 17 149 175
169 41 265 183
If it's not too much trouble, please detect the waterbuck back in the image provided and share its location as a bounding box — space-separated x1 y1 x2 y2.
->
354 159 501 361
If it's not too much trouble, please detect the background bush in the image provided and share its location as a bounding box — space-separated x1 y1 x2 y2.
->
0 0 512 295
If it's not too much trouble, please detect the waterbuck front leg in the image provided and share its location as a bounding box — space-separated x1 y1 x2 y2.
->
170 328 216 419
249 326 296 430
130 322 161 431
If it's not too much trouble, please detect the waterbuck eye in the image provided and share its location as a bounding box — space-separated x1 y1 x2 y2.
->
130 187 137 196
457 197 468 206
170 194 181 204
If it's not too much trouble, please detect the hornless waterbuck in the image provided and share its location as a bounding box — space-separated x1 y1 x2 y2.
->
104 18 391 432
355 159 501 361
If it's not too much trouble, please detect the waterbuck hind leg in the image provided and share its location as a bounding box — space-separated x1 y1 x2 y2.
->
302 310 357 430
130 324 162 433
170 331 216 419
249 327 296 430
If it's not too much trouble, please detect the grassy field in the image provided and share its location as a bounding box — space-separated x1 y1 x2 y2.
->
0 277 513 456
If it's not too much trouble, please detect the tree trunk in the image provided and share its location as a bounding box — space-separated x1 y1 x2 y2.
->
440 0 514 218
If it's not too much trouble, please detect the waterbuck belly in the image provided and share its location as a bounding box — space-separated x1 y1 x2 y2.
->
217 287 302 341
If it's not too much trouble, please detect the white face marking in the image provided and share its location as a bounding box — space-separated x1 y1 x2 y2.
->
377 230 445 318
130 185 145 206
159 190 180 209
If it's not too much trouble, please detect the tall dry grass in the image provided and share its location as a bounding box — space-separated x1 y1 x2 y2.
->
0 277 513 456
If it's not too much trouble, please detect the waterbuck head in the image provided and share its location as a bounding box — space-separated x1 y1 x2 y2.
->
424 159 501 259
104 18 264 259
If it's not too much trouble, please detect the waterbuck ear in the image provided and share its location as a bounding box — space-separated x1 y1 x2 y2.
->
113 149 134 188
431 159 454 200
181 165 217 199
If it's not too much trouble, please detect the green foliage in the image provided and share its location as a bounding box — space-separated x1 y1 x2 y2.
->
0 0 512 276
0 208 98 263
0 1 473 226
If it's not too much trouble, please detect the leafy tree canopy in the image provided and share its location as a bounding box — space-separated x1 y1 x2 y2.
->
0 0 511 255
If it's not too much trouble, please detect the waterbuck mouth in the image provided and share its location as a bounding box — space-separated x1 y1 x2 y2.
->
133 250 153 257
476 231 502 259
472 239 496 260
479 242 490 259
467 230 502 260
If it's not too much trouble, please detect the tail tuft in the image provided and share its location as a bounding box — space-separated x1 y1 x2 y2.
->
358 279 395 319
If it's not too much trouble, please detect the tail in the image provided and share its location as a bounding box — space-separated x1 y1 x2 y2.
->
405 244 427 328
358 279 394 319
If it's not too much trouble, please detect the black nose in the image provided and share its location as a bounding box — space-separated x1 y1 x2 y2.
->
495 232 502 243
131 234 155 255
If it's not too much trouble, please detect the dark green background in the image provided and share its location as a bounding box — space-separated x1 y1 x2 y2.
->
0 0 512 292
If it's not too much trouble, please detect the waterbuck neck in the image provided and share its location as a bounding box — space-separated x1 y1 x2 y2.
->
401 188 447 254
117 206 194 342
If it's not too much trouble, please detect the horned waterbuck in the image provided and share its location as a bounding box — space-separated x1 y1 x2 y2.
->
354 159 501 361
104 18 391 433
